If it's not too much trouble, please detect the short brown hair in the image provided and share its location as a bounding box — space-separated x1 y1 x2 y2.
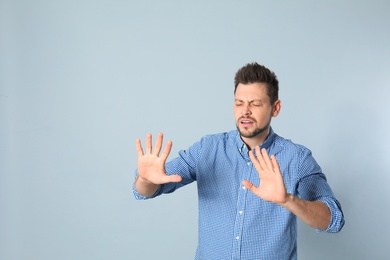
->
234 62 279 104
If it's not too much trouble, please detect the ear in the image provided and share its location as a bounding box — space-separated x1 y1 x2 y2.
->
272 100 282 117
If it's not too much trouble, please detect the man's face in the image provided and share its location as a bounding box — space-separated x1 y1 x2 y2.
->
234 83 280 140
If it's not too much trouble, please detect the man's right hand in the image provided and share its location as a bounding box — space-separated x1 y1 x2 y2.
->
134 133 182 197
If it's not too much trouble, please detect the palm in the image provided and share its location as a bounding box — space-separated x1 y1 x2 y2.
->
243 147 287 205
136 133 182 184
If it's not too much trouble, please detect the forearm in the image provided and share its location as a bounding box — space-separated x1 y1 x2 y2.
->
134 175 160 197
280 194 331 230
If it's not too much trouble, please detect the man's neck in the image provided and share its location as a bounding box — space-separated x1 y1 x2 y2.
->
241 129 270 150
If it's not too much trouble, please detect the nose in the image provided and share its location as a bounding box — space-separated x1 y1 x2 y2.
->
241 104 251 116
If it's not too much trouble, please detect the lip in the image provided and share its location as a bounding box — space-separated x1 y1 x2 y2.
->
239 117 255 126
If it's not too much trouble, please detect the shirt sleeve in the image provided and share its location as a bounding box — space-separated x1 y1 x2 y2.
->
296 147 345 233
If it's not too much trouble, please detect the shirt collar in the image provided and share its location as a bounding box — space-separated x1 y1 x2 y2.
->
260 127 276 150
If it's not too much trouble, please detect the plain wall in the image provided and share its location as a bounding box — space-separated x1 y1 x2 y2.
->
1 0 389 259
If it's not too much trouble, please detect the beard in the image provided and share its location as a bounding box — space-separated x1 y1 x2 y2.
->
236 118 271 138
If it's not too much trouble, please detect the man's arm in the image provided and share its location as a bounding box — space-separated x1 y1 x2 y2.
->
242 146 331 230
280 194 330 230
134 133 182 197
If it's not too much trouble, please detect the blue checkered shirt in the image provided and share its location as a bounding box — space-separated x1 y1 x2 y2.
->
133 128 345 259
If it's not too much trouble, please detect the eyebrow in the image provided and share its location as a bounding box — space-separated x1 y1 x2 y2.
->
234 98 263 103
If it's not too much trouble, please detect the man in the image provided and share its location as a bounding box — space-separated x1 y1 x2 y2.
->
133 62 344 259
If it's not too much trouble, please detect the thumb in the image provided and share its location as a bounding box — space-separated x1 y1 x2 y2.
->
161 174 182 183
242 180 256 192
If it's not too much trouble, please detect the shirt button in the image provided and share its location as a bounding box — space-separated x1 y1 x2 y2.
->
242 186 246 190
247 162 251 166
235 236 240 240
239 211 243 215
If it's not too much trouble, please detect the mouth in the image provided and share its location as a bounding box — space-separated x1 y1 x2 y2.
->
239 117 255 127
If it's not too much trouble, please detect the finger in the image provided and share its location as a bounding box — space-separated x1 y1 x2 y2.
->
145 133 152 154
160 140 173 161
153 132 163 156
135 138 144 157
270 155 281 173
255 146 268 171
249 149 261 169
249 148 266 176
248 149 256 162
260 148 274 171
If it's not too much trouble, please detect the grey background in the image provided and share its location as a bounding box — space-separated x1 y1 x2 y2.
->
1 0 389 259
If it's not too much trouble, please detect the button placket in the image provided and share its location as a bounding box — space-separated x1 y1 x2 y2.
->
232 159 252 259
